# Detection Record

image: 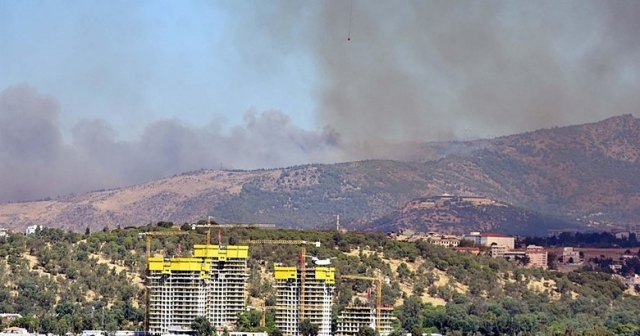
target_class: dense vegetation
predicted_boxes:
[523,232,640,249]
[1,224,640,335]
[370,196,582,236]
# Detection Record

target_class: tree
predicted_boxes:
[191,316,213,336]
[357,326,378,336]
[270,329,283,336]
[397,263,412,280]
[410,325,422,336]
[236,310,261,331]
[157,221,174,228]
[400,296,424,331]
[299,319,319,336]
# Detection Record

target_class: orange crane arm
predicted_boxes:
[239,239,321,322]
[140,231,189,258]
[341,275,383,332]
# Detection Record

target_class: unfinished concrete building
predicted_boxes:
[274,266,335,336]
[147,244,249,335]
[335,306,395,336]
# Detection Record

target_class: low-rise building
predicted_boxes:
[463,232,515,250]
[562,247,582,264]
[525,245,548,269]
[491,245,509,258]
[0,229,7,238]
[335,306,395,336]
[612,229,630,239]
[25,225,42,236]
[427,235,460,248]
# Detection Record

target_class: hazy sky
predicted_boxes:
[1,1,639,202]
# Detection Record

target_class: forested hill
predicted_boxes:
[1,225,640,335]
[0,115,639,234]
[363,196,582,236]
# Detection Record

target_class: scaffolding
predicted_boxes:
[335,306,395,336]
[147,245,249,335]
[274,266,335,336]
[336,275,395,336]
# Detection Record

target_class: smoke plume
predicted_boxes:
[2,1,640,202]
[0,85,342,203]
[232,1,640,151]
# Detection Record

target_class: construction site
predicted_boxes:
[145,235,395,336]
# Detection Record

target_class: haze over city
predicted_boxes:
[1,0,639,202]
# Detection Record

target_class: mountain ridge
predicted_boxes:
[0,115,638,235]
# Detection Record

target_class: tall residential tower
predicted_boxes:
[147,245,249,335]
[273,266,335,336]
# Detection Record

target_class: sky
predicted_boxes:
[1,0,639,202]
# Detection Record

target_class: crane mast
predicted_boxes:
[341,275,383,332]
[239,240,320,322]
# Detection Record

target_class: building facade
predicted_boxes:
[25,225,42,235]
[273,266,335,336]
[147,245,249,335]
[562,247,582,264]
[463,232,515,250]
[525,245,548,269]
[335,306,395,336]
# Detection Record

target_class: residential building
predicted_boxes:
[273,265,335,336]
[147,244,249,335]
[562,247,581,264]
[335,306,395,336]
[426,235,460,248]
[491,245,508,258]
[228,332,268,336]
[0,229,7,238]
[525,245,548,269]
[502,250,526,261]
[612,229,630,240]
[25,225,42,235]
[463,232,515,250]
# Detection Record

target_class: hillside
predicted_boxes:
[1,226,639,335]
[0,115,639,234]
[364,196,582,236]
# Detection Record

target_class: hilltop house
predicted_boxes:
[463,232,515,249]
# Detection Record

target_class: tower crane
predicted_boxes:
[138,230,190,332]
[138,230,190,259]
[239,240,321,321]
[341,275,383,332]
[191,216,219,245]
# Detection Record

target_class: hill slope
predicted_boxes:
[0,115,638,234]
[364,196,582,236]
[1,227,639,335]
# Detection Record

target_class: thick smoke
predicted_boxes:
[2,1,640,202]
[232,1,640,151]
[0,85,343,203]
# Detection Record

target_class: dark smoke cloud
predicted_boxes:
[0,85,343,203]
[3,1,640,202]
[231,1,640,153]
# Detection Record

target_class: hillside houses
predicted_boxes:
[391,230,548,269]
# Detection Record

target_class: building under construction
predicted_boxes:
[273,266,335,336]
[147,244,249,335]
[335,306,395,336]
